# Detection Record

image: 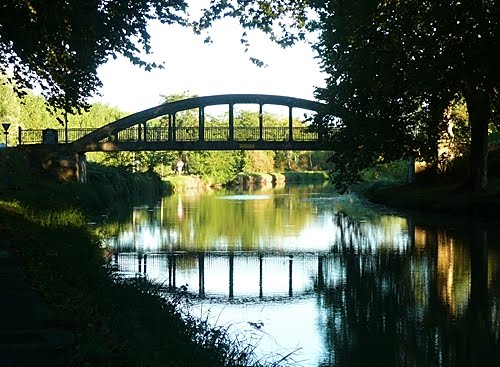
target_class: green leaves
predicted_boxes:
[0,0,188,114]
[309,0,500,190]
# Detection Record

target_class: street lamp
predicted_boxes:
[2,123,11,147]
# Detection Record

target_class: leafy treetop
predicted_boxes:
[0,0,187,116]
[197,0,500,191]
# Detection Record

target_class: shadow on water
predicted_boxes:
[96,184,500,367]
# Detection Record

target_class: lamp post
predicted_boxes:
[2,123,11,147]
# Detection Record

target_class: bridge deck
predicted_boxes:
[18,94,331,152]
[20,126,330,151]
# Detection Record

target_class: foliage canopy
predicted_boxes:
[199,0,500,191]
[5,0,498,191]
[0,0,187,114]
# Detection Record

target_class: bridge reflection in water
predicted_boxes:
[112,251,340,300]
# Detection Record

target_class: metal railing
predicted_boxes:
[204,127,229,141]
[175,127,199,141]
[18,128,95,144]
[116,127,140,142]
[18,126,321,145]
[146,126,170,142]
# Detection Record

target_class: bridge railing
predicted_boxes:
[18,126,321,145]
[116,127,140,142]
[176,127,199,141]
[293,127,318,141]
[146,126,170,142]
[18,128,95,144]
[262,126,288,141]
[204,127,229,141]
[234,127,261,141]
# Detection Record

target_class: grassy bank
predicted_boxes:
[0,201,275,366]
[162,175,208,192]
[0,160,168,214]
[354,178,500,220]
[162,171,329,191]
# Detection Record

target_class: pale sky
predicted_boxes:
[93,13,326,114]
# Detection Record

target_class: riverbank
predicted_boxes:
[0,161,168,214]
[0,201,269,367]
[164,171,329,192]
[354,178,500,220]
[0,162,283,366]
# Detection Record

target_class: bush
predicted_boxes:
[0,148,33,190]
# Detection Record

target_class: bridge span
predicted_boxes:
[16,94,331,182]
[20,94,330,152]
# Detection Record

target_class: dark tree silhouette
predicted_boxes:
[0,0,187,113]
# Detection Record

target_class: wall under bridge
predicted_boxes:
[9,145,87,183]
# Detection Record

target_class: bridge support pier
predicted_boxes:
[47,151,87,183]
[17,145,87,183]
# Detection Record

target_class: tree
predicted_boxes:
[197,1,500,192]
[0,76,20,124]
[0,0,187,114]
[242,150,275,173]
[313,0,500,191]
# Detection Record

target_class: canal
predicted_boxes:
[98,183,500,366]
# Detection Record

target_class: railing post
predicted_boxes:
[288,106,293,142]
[259,254,263,299]
[168,114,173,141]
[172,114,177,141]
[317,255,324,290]
[138,123,142,141]
[64,112,68,144]
[199,107,205,142]
[18,126,22,145]
[229,104,234,141]
[198,253,205,297]
[259,104,263,141]
[143,122,147,142]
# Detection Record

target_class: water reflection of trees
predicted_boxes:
[99,189,500,366]
[318,215,500,367]
[103,186,335,252]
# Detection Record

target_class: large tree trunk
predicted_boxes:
[463,85,490,192]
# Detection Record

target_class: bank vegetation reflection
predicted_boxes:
[103,188,500,366]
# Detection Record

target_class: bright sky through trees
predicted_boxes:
[92,15,325,114]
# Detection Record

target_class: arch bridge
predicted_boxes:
[71,94,328,152]
[17,94,330,182]
[20,94,329,152]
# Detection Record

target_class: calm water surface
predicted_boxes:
[98,184,500,366]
